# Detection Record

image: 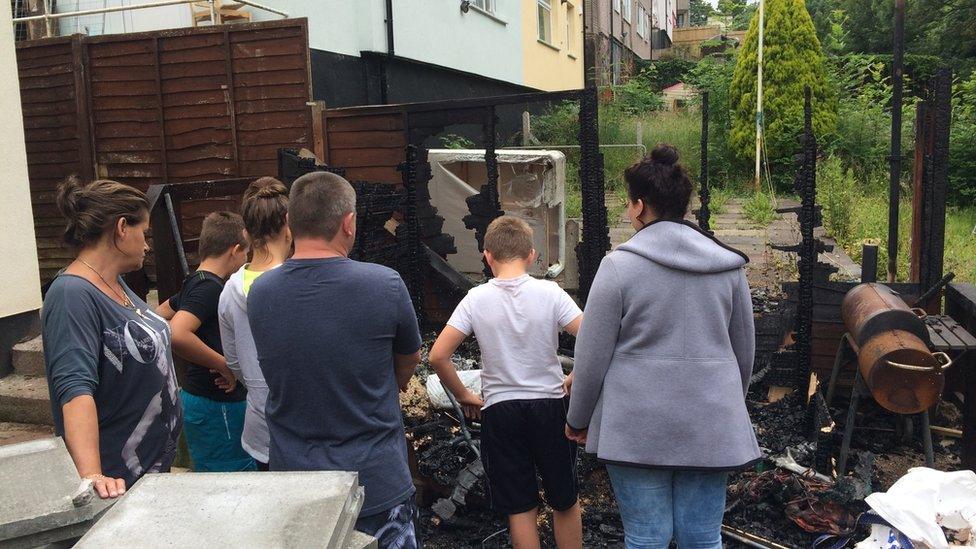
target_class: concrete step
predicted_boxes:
[0,421,54,447]
[0,374,53,426]
[12,335,44,377]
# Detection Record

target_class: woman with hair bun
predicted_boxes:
[217,176,291,471]
[565,145,760,548]
[42,176,182,498]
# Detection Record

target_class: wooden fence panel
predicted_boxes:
[16,19,312,284]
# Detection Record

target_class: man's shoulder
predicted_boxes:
[347,259,401,280]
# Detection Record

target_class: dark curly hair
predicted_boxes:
[623,144,693,220]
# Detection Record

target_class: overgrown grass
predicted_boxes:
[536,104,704,219]
[818,156,976,283]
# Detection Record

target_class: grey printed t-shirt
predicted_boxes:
[42,274,183,488]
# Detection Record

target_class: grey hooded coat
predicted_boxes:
[566,220,761,470]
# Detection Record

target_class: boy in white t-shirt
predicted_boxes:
[429,215,584,549]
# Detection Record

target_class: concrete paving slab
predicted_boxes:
[344,530,378,549]
[0,375,53,425]
[11,336,44,377]
[77,472,364,549]
[0,437,114,545]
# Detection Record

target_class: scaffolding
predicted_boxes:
[11,0,287,39]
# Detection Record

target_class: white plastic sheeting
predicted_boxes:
[427,149,566,278]
[857,468,976,548]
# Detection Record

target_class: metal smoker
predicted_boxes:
[827,282,953,474]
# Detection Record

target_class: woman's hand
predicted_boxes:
[563,372,574,396]
[84,473,126,499]
[565,424,588,444]
[457,391,484,421]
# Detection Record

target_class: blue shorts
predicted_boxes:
[180,390,256,472]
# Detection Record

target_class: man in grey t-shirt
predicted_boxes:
[248,172,422,549]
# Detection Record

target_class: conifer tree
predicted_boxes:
[729,0,836,164]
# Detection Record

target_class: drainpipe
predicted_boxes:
[609,0,615,84]
[385,0,395,57]
[382,0,394,104]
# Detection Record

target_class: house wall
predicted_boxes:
[1,5,42,319]
[2,3,42,375]
[522,0,584,91]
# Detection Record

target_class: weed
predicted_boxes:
[743,191,777,225]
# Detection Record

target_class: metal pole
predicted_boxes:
[43,0,53,37]
[208,0,216,25]
[753,0,764,192]
[888,0,905,282]
[13,0,287,23]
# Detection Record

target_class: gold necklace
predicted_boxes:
[78,258,143,317]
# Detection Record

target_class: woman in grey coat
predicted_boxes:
[565,145,760,548]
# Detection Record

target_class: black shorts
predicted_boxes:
[481,397,579,515]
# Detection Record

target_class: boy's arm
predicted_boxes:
[563,314,584,336]
[428,326,484,418]
[170,311,230,374]
[155,298,176,321]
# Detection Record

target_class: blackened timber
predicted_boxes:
[919,68,951,299]
[577,86,610,304]
[697,91,710,233]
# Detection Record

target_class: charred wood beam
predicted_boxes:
[577,86,610,303]
[398,144,427,325]
[696,91,711,233]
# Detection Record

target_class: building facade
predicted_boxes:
[523,0,584,91]
[41,0,583,105]
[589,0,677,85]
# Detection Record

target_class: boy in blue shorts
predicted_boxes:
[157,211,252,472]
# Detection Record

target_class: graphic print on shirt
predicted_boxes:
[101,309,181,479]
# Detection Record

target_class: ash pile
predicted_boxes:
[402,337,628,549]
[402,285,968,549]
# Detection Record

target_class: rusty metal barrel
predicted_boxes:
[842,283,929,345]
[841,283,951,414]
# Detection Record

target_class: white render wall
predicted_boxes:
[61,0,528,86]
[1,4,42,317]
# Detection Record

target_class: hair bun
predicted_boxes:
[55,174,85,219]
[248,176,287,199]
[650,144,679,167]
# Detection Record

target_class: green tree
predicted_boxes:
[689,0,714,25]
[718,0,748,17]
[729,0,837,166]
[731,3,758,30]
[718,0,747,27]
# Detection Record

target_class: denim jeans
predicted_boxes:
[606,464,728,549]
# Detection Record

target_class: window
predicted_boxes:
[637,5,647,37]
[537,0,552,43]
[471,0,495,14]
[621,0,632,22]
[613,0,621,13]
[677,13,685,27]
